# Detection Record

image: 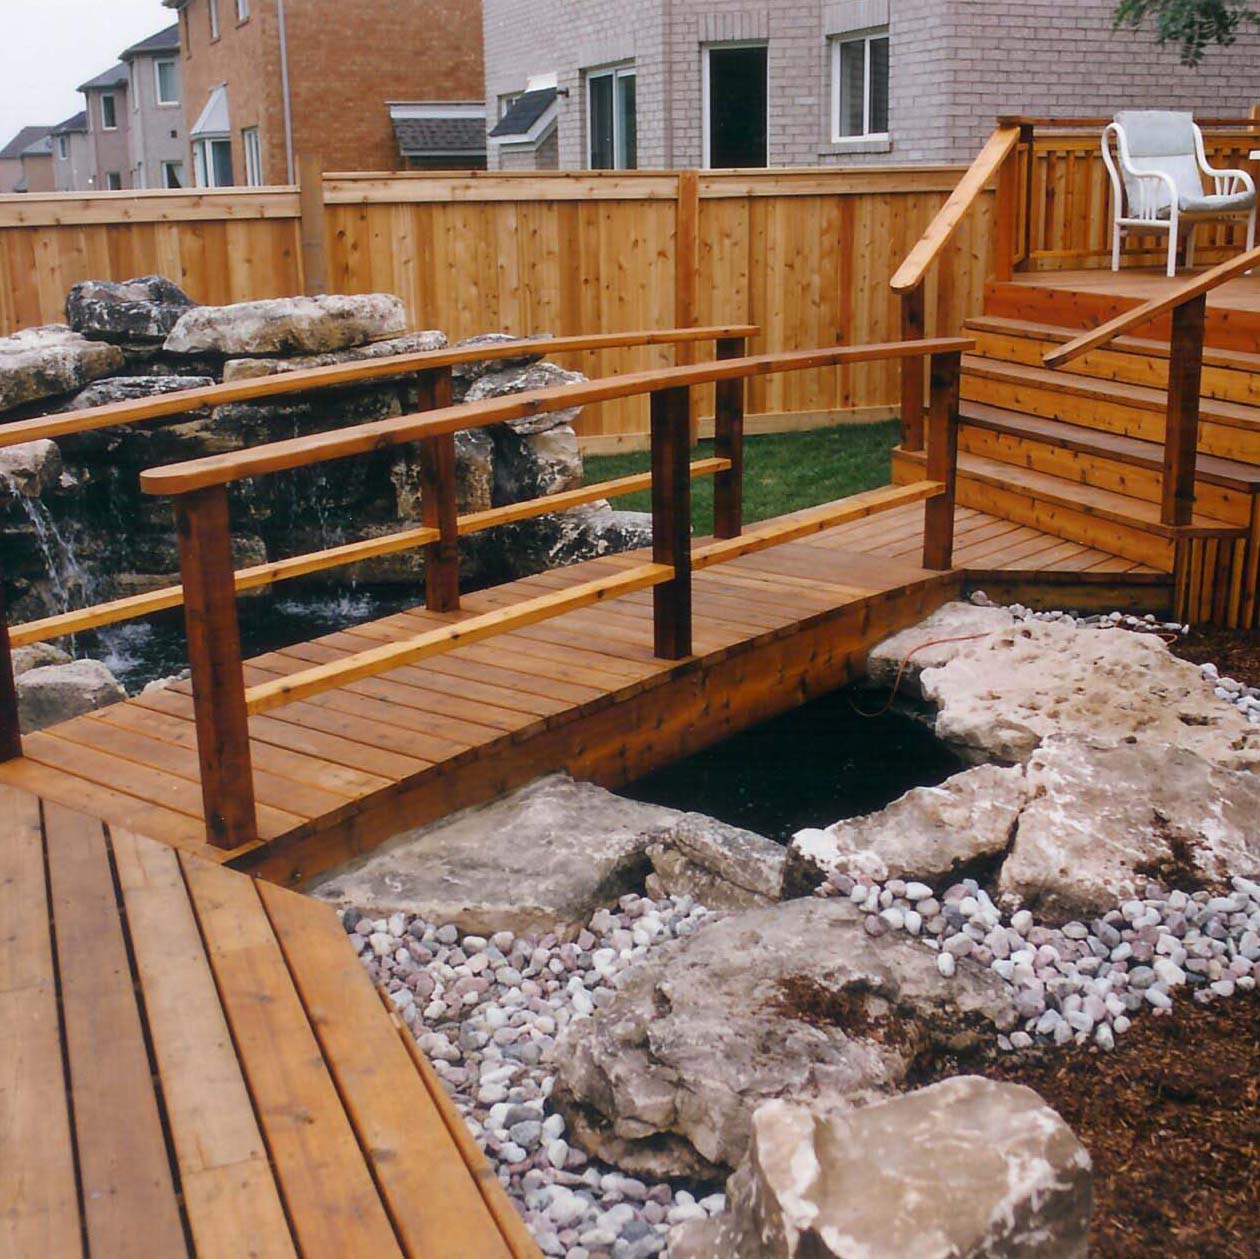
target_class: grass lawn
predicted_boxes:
[582,420,900,528]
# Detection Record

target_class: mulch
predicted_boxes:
[922,995,1260,1258]
[1170,626,1260,692]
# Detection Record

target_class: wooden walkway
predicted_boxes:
[0,783,538,1258]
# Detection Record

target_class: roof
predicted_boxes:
[121,23,181,59]
[0,125,53,160]
[78,61,129,92]
[489,87,558,140]
[53,111,89,135]
[389,103,487,157]
[191,84,230,138]
[22,134,53,157]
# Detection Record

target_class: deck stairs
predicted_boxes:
[892,285,1260,625]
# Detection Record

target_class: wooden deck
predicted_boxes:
[0,783,539,1258]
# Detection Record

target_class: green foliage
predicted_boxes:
[1114,0,1260,65]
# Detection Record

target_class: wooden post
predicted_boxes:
[650,385,692,659]
[993,143,1020,282]
[298,152,328,297]
[899,286,926,451]
[1162,294,1207,528]
[1020,123,1036,267]
[922,350,961,571]
[0,569,21,763]
[175,486,258,850]
[713,335,745,539]
[674,170,701,442]
[416,366,460,612]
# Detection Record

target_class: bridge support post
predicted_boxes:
[923,350,961,571]
[1163,294,1206,529]
[175,485,259,850]
[416,365,461,613]
[0,568,21,762]
[899,286,926,451]
[713,336,745,539]
[651,385,692,658]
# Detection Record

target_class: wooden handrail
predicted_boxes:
[1045,243,1260,368]
[140,339,973,496]
[890,124,1022,295]
[997,114,1260,130]
[0,323,758,451]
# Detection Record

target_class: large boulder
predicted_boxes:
[552,898,1017,1179]
[51,377,216,462]
[0,439,62,497]
[671,1078,1091,1259]
[65,275,196,343]
[220,329,448,381]
[163,293,407,356]
[464,360,585,434]
[391,427,495,519]
[12,642,72,675]
[306,773,681,935]
[999,738,1260,919]
[474,503,652,585]
[785,764,1027,896]
[492,423,583,501]
[17,659,126,732]
[645,813,786,909]
[449,331,549,393]
[0,324,124,414]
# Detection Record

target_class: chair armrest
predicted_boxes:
[1122,168,1179,220]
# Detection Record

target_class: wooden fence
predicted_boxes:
[0,167,992,447]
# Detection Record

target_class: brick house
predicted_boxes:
[0,127,54,194]
[161,0,485,186]
[78,63,131,190]
[121,25,189,189]
[482,0,1260,170]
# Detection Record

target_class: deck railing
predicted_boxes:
[34,335,966,851]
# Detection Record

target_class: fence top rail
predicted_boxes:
[998,114,1260,131]
[890,124,1022,295]
[0,324,757,452]
[141,337,973,497]
[1044,245,1260,368]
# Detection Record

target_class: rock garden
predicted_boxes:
[306,598,1260,1258]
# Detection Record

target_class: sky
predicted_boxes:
[0,0,173,146]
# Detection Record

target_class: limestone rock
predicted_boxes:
[221,329,448,381]
[464,360,585,434]
[785,764,1027,896]
[65,275,195,343]
[391,427,495,519]
[54,374,215,414]
[306,774,681,935]
[999,738,1260,919]
[866,601,1016,698]
[164,293,407,356]
[671,1077,1091,1259]
[552,898,1017,1178]
[921,619,1260,770]
[51,377,216,462]
[0,439,62,497]
[492,422,583,501]
[0,324,124,413]
[449,331,549,391]
[17,659,126,732]
[12,642,72,676]
[645,813,785,909]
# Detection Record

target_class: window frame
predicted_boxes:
[209,0,220,41]
[155,58,180,107]
[105,171,122,191]
[585,63,637,170]
[830,28,890,143]
[101,93,118,131]
[236,0,250,20]
[57,134,69,161]
[242,126,262,186]
[193,136,233,187]
[161,159,185,189]
[701,41,769,170]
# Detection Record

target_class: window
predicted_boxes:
[236,0,250,20]
[587,65,636,169]
[156,58,180,106]
[57,135,69,160]
[161,160,185,189]
[101,94,117,130]
[243,127,262,185]
[193,137,233,187]
[498,92,521,120]
[106,172,122,191]
[704,44,767,168]
[831,29,889,140]
[209,0,220,40]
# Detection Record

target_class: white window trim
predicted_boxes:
[236,0,250,20]
[830,28,889,144]
[701,41,769,170]
[160,159,184,189]
[243,126,262,186]
[155,58,180,107]
[105,171,123,191]
[193,135,232,187]
[57,135,69,160]
[209,0,220,40]
[101,93,118,131]
[586,63,636,170]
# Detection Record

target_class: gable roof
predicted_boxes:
[0,125,53,161]
[489,88,558,141]
[78,61,129,92]
[122,24,181,59]
[53,111,89,135]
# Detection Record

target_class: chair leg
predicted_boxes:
[1185,222,1196,269]
[1112,221,1122,271]
[1167,223,1178,278]
[1248,207,1257,252]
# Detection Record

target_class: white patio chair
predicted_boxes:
[1102,110,1257,277]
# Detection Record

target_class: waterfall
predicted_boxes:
[0,471,94,614]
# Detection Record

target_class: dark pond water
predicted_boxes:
[620,688,965,842]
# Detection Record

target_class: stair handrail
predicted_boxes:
[1044,243,1260,368]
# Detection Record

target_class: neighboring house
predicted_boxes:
[0,126,54,193]
[79,62,131,190]
[121,24,189,188]
[389,102,487,170]
[19,133,55,193]
[482,0,1260,170]
[161,0,484,187]
[52,112,96,192]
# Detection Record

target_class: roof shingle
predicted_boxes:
[393,115,486,156]
[489,88,558,139]
[0,125,54,161]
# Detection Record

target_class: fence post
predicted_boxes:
[175,485,258,850]
[713,335,745,539]
[993,142,1021,282]
[0,569,20,762]
[922,350,961,571]
[899,286,926,451]
[1163,294,1206,528]
[674,170,701,442]
[298,152,328,297]
[651,385,692,659]
[416,365,460,612]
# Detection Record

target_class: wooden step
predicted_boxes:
[961,356,1260,465]
[893,447,1246,569]
[965,315,1260,408]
